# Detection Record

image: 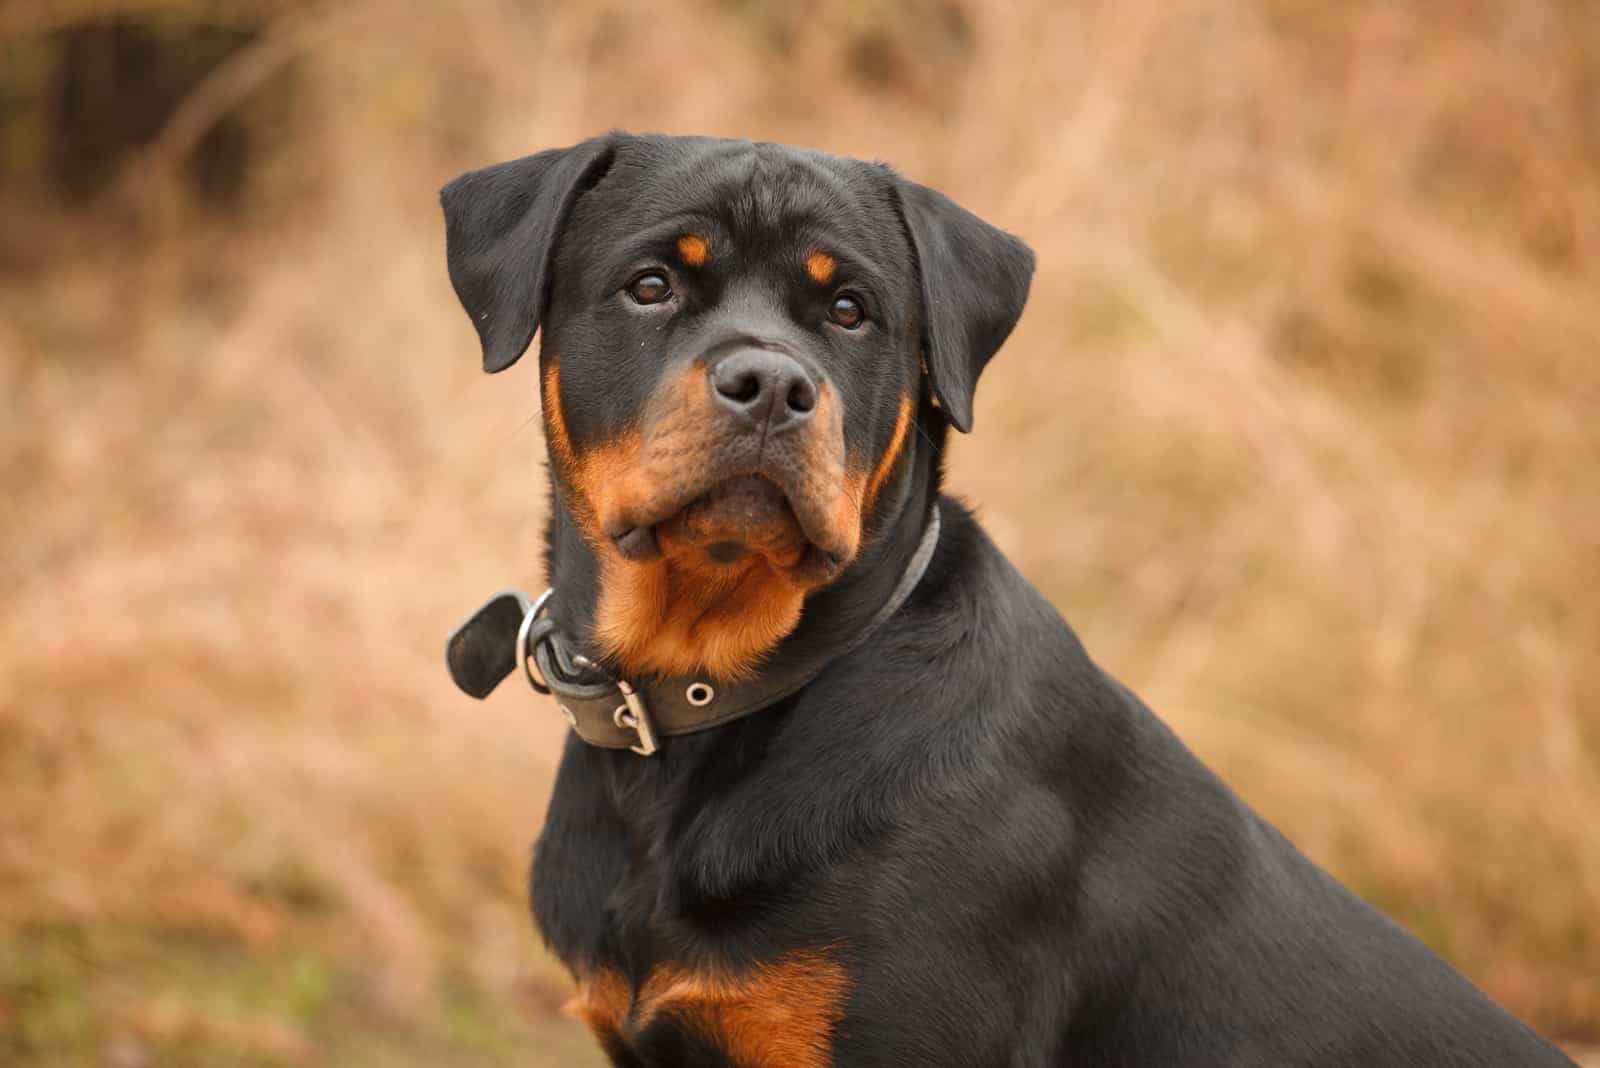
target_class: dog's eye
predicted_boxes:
[628,272,673,305]
[828,293,865,329]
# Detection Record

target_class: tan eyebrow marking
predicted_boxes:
[678,234,709,267]
[805,250,836,286]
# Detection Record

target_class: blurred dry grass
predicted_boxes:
[2,0,1598,1063]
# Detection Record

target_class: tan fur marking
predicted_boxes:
[678,234,709,267]
[788,380,862,560]
[863,393,913,510]
[545,358,864,680]
[569,952,849,1067]
[638,951,849,1068]
[805,250,836,285]
[597,551,805,682]
[599,372,853,680]
[543,361,644,537]
[566,968,632,1042]
[542,362,573,468]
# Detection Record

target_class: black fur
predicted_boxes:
[442,135,615,372]
[442,134,1574,1066]
[891,177,1034,432]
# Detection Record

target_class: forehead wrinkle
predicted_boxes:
[636,141,896,257]
[598,137,896,243]
[698,145,862,232]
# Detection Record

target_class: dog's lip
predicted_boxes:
[607,472,846,570]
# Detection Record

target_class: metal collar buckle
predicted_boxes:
[611,680,659,756]
[515,588,659,757]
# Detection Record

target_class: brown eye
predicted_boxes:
[628,272,672,305]
[829,292,865,329]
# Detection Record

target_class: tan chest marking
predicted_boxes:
[570,950,849,1068]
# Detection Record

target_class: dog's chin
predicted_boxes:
[609,475,847,585]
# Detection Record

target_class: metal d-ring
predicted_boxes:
[515,587,555,695]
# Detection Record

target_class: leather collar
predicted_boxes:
[446,507,941,755]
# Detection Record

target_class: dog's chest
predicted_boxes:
[567,950,848,1068]
[533,752,855,1066]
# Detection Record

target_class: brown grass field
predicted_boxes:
[2,1,1598,1063]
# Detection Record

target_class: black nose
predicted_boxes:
[708,349,818,433]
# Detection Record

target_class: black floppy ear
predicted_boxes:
[892,176,1035,432]
[440,135,616,373]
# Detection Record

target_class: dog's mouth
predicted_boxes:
[607,474,847,583]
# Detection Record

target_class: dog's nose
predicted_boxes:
[708,349,817,433]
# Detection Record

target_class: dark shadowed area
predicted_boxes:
[1,1,1597,1064]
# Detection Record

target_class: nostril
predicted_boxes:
[716,369,762,405]
[785,376,817,414]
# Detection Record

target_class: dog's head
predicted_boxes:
[442,134,1032,680]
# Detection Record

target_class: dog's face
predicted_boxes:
[443,134,1032,680]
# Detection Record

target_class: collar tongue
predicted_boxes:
[445,506,942,755]
[445,589,534,699]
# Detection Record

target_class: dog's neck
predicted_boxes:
[539,409,946,687]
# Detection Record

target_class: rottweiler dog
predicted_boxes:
[440,134,1574,1067]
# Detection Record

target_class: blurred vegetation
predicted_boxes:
[2,16,265,203]
[1,0,1597,1064]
